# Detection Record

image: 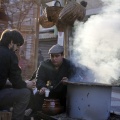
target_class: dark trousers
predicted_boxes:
[0,88,31,120]
[26,90,34,109]
[34,92,45,112]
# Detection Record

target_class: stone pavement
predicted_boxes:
[111,87,120,115]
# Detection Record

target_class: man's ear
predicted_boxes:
[11,40,13,44]
[9,40,13,44]
[8,41,13,49]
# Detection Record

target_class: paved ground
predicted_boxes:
[111,87,120,115]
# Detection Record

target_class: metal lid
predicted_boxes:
[63,81,113,87]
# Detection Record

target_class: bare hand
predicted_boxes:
[61,77,68,84]
[39,87,47,95]
[61,77,68,81]
[31,79,37,89]
[25,80,36,89]
[6,79,12,86]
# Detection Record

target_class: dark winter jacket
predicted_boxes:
[0,46,26,89]
[36,58,75,89]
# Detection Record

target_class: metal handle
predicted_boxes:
[54,1,62,7]
[54,81,61,89]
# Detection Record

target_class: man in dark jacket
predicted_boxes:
[0,29,36,120]
[34,44,76,112]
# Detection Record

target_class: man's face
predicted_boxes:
[50,53,63,67]
[9,41,20,52]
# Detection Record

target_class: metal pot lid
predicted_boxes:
[63,81,118,87]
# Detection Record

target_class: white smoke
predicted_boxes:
[72,0,120,84]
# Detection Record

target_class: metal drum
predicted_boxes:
[64,81,112,120]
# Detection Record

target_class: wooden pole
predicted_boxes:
[35,4,40,70]
[64,25,69,58]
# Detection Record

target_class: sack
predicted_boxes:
[58,1,86,26]
[39,15,55,28]
[46,1,63,23]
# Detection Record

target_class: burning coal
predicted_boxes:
[72,0,120,84]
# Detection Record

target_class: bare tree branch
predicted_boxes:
[41,0,55,3]
[2,0,34,30]
[34,0,55,5]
